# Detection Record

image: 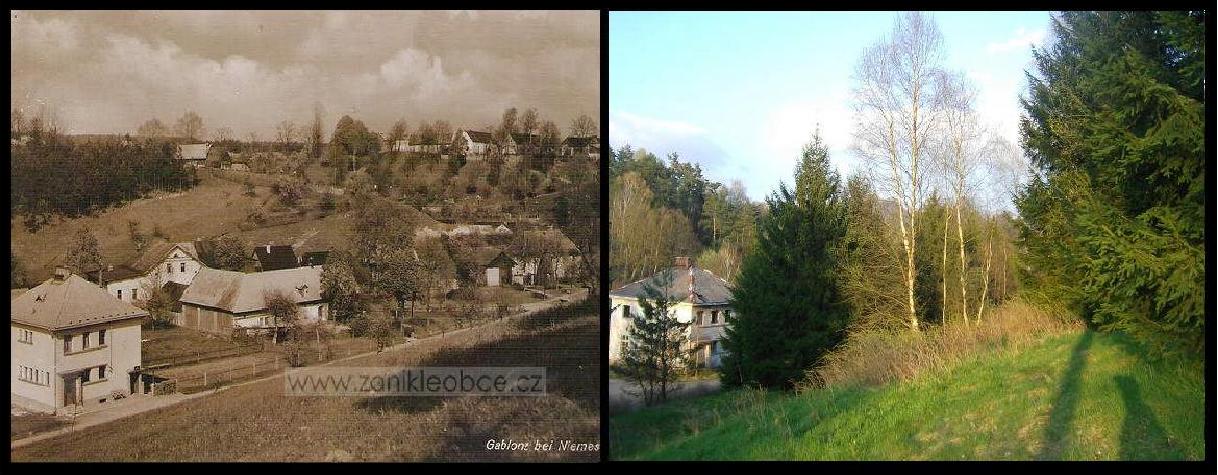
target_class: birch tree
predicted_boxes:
[936,69,985,326]
[850,11,946,331]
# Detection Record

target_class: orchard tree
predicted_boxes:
[175,111,205,141]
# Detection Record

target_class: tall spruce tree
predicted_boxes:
[614,270,691,406]
[720,132,850,389]
[1017,11,1205,356]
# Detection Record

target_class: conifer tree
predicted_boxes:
[614,270,691,406]
[720,131,850,389]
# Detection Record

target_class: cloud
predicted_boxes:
[10,10,598,137]
[609,110,734,179]
[986,26,1045,54]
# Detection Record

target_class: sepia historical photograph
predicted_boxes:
[607,11,1204,461]
[10,10,601,462]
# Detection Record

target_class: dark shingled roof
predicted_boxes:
[609,266,732,305]
[300,251,329,267]
[562,136,597,148]
[253,245,298,271]
[464,130,493,144]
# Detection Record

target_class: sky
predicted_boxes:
[11,10,600,139]
[609,11,1054,203]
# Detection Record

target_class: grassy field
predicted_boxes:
[10,176,271,280]
[609,329,1203,461]
[11,305,599,462]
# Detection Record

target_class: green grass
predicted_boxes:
[610,330,1203,461]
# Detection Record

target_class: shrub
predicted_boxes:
[804,299,1079,391]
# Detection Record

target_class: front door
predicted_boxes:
[62,374,80,407]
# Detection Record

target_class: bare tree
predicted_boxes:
[501,107,519,135]
[175,111,205,141]
[276,120,298,146]
[213,127,234,142]
[137,118,170,139]
[520,108,539,138]
[935,69,985,326]
[850,11,946,332]
[569,114,597,138]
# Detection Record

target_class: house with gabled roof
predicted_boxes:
[609,257,733,368]
[11,268,147,413]
[87,240,204,304]
[177,266,328,335]
[176,143,212,167]
[453,129,494,159]
[560,135,599,159]
[252,244,298,271]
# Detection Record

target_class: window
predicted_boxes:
[117,289,123,300]
[724,310,732,321]
[167,263,173,273]
[17,329,33,344]
[83,332,91,349]
[181,262,186,273]
[81,368,91,383]
[711,310,719,325]
[98,364,107,380]
[697,310,704,324]
[622,305,631,319]
[99,329,106,345]
[64,335,72,353]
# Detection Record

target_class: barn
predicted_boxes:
[177,266,328,336]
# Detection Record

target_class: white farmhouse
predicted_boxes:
[87,241,205,304]
[452,129,494,159]
[609,257,733,368]
[176,143,212,167]
[11,268,146,413]
[177,266,328,335]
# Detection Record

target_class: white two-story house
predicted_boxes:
[88,241,205,304]
[11,268,146,413]
[609,257,733,368]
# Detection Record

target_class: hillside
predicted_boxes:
[610,330,1203,461]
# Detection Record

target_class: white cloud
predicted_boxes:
[759,98,856,181]
[986,27,1045,54]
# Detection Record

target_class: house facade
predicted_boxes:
[560,136,600,159]
[177,266,328,335]
[608,257,732,368]
[453,129,494,159]
[89,241,205,304]
[11,269,146,413]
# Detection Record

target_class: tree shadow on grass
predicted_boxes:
[1035,330,1094,460]
[1115,375,1183,460]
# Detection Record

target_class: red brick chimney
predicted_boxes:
[673,257,696,303]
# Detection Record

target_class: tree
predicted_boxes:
[540,121,561,155]
[415,238,455,310]
[137,118,170,139]
[1017,11,1205,356]
[128,220,149,252]
[850,11,946,331]
[64,228,102,276]
[569,114,597,138]
[175,111,205,141]
[264,291,300,348]
[720,131,850,389]
[520,108,539,139]
[500,107,519,135]
[213,127,234,142]
[935,69,986,326]
[372,248,421,311]
[10,254,31,289]
[310,102,325,159]
[140,270,175,328]
[207,234,250,271]
[389,119,409,146]
[612,270,691,406]
[275,120,298,147]
[321,252,360,322]
[272,176,306,207]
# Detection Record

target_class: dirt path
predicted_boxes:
[10,291,587,450]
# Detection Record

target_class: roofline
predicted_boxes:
[11,311,148,332]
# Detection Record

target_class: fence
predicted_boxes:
[153,337,389,394]
[144,341,265,369]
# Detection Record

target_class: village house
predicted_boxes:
[87,241,205,304]
[252,244,299,271]
[510,228,582,287]
[453,129,494,159]
[176,143,212,167]
[11,268,147,413]
[177,266,328,335]
[560,135,599,159]
[609,257,733,368]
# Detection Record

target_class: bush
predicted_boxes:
[805,299,1079,390]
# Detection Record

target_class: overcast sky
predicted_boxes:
[611,11,1052,206]
[11,10,599,139]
